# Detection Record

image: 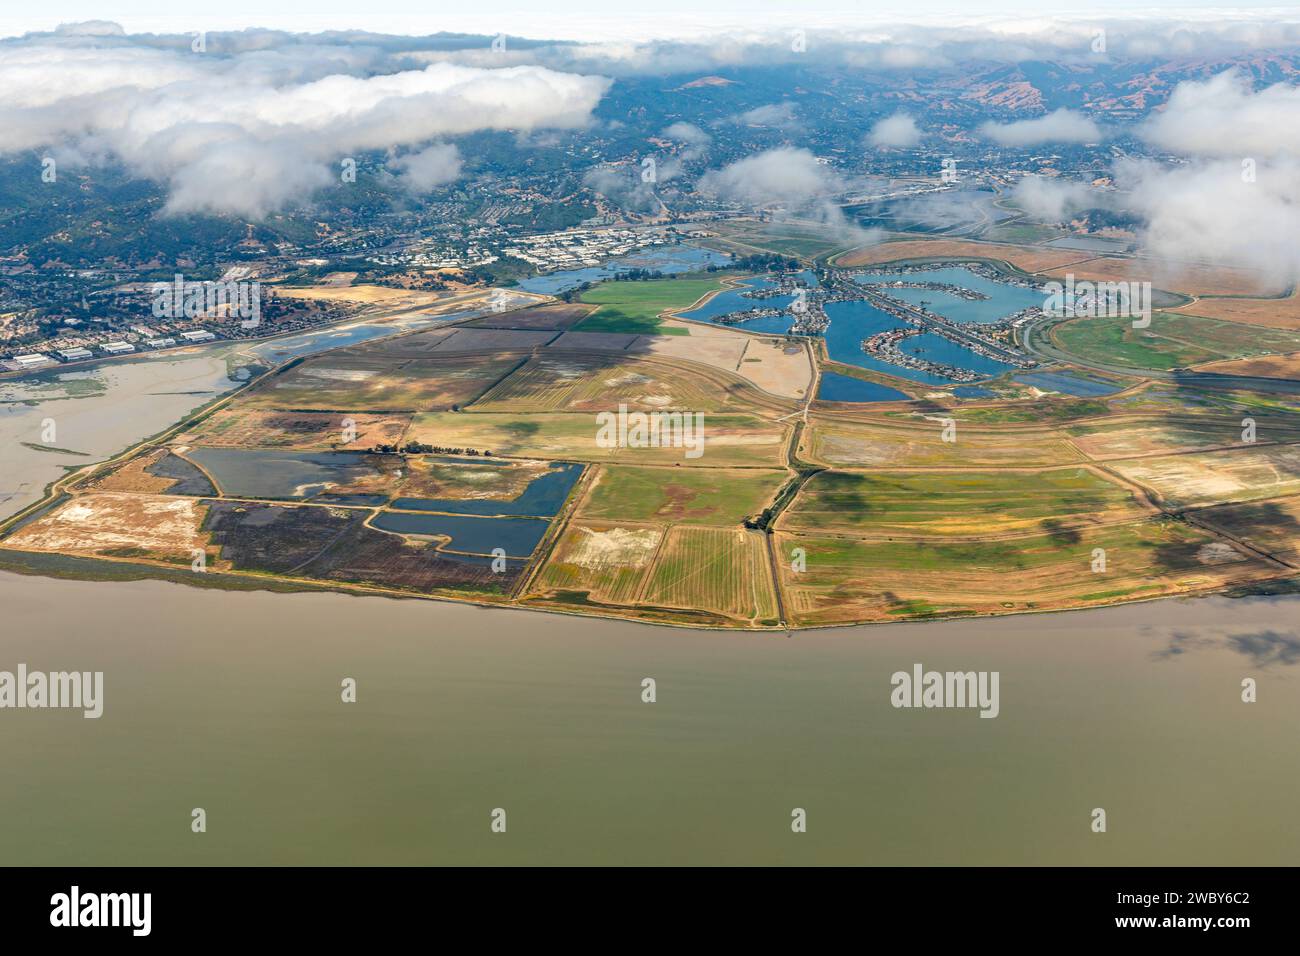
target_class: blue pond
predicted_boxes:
[516,245,731,295]
[855,268,1042,325]
[393,460,584,517]
[371,512,549,558]
[951,385,996,399]
[677,270,820,334]
[822,299,1016,385]
[817,372,909,403]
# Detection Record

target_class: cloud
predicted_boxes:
[388,143,463,194]
[662,122,710,147]
[0,29,611,218]
[1115,156,1300,289]
[697,147,839,206]
[1011,175,1099,220]
[730,102,801,130]
[1142,69,1300,159]
[583,165,661,214]
[866,113,921,148]
[979,108,1101,147]
[696,147,874,241]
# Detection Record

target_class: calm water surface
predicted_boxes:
[0,573,1295,866]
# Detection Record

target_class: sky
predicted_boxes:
[2,2,1293,42]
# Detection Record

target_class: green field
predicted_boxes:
[1054,312,1300,370]
[580,465,787,525]
[781,468,1145,537]
[574,278,725,334]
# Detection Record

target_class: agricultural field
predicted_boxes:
[471,352,776,415]
[529,521,664,607]
[180,408,412,450]
[779,468,1149,537]
[1053,313,1300,370]
[1106,444,1300,509]
[578,465,787,525]
[463,303,595,330]
[801,415,1085,468]
[639,527,779,625]
[409,411,788,466]
[242,354,519,411]
[775,518,1278,627]
[573,278,727,335]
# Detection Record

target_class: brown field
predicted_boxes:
[1065,416,1264,460]
[775,519,1277,627]
[273,284,449,307]
[428,328,557,353]
[833,238,1098,273]
[82,448,184,494]
[529,521,664,606]
[802,415,1084,468]
[180,408,412,449]
[409,411,788,467]
[1195,351,1300,377]
[639,526,778,624]
[464,303,596,330]
[634,324,813,400]
[472,352,786,416]
[1176,292,1300,330]
[3,493,206,562]
[242,354,517,412]
[1107,444,1300,509]
[396,456,553,500]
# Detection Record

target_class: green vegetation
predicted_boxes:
[782,468,1143,536]
[1054,312,1300,370]
[581,465,787,525]
[574,277,726,335]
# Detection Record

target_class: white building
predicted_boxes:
[101,341,135,354]
[57,347,93,361]
[13,353,53,367]
[179,329,216,343]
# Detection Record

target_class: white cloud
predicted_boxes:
[866,113,921,148]
[388,143,463,194]
[1011,175,1097,220]
[0,31,611,218]
[1117,157,1300,289]
[1142,69,1300,159]
[979,108,1101,147]
[697,147,839,206]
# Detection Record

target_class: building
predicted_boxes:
[12,353,53,368]
[57,347,93,361]
[145,338,177,349]
[100,341,135,355]
[179,329,216,343]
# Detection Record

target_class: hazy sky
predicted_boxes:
[2,2,1292,41]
